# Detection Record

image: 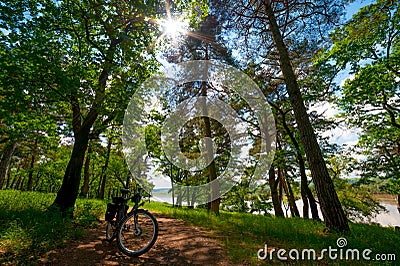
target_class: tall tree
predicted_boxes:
[264,0,348,232]
[318,0,400,210]
[0,0,160,214]
[155,8,233,214]
[218,0,350,231]
[269,99,320,220]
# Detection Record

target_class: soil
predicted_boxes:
[38,213,232,266]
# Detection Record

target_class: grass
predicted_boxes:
[145,201,400,265]
[0,190,105,264]
[1,190,399,265]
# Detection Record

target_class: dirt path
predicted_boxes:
[39,213,231,265]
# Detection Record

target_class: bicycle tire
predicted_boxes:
[117,209,158,257]
[105,221,116,242]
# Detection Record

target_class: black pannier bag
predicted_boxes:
[105,202,117,222]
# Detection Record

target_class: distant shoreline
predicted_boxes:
[373,193,398,205]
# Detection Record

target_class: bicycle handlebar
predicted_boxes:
[117,187,146,207]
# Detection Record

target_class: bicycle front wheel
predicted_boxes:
[105,221,116,242]
[117,209,158,257]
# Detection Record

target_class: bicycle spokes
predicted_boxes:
[117,210,158,257]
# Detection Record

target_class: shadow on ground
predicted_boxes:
[39,213,230,265]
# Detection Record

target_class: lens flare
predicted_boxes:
[159,18,188,38]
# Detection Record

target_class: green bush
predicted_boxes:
[0,190,105,264]
[74,198,105,227]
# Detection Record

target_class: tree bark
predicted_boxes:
[0,141,17,190]
[269,167,285,217]
[176,185,183,207]
[52,128,92,215]
[33,173,42,191]
[276,103,320,220]
[278,167,299,217]
[170,164,175,207]
[19,175,26,190]
[264,2,349,231]
[185,172,191,206]
[26,138,38,191]
[282,172,300,217]
[5,164,12,189]
[306,185,320,221]
[15,175,22,190]
[201,45,220,215]
[80,145,92,197]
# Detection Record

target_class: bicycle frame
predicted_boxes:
[105,188,158,257]
[107,188,144,226]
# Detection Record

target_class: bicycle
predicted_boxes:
[105,188,158,257]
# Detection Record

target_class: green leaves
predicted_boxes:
[319,0,400,192]
[327,0,399,71]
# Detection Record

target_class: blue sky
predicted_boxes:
[151,0,379,193]
[318,0,376,148]
[345,0,376,20]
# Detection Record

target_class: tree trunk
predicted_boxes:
[51,35,118,215]
[34,174,42,191]
[276,104,320,220]
[0,141,17,190]
[185,172,191,206]
[9,168,18,189]
[98,137,112,199]
[15,175,22,190]
[19,175,26,190]
[279,168,300,217]
[171,164,175,207]
[201,46,220,215]
[10,176,17,189]
[80,145,92,196]
[176,186,182,207]
[306,185,320,221]
[52,128,92,215]
[26,138,38,191]
[264,2,349,231]
[5,160,13,189]
[125,172,131,189]
[301,184,309,218]
[284,173,300,217]
[190,186,198,208]
[269,167,285,217]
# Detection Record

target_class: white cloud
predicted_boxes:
[309,101,361,147]
[324,126,360,147]
[309,101,338,119]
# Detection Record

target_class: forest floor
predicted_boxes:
[38,213,232,266]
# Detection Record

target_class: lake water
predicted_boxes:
[372,203,400,226]
[292,200,400,227]
[151,192,400,227]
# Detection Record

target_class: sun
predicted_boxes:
[159,18,188,38]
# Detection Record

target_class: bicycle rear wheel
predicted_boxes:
[117,209,158,257]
